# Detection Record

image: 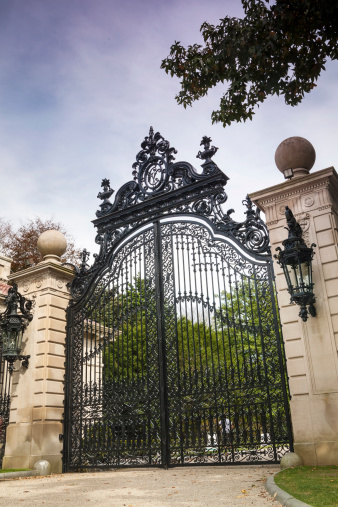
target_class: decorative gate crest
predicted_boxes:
[68,128,269,301]
[64,128,292,471]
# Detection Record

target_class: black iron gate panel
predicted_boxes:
[66,226,165,467]
[159,220,291,465]
[63,128,293,471]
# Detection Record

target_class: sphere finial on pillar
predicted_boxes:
[37,230,67,263]
[275,136,316,179]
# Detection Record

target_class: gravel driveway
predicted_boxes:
[0,465,282,506]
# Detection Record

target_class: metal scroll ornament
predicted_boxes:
[68,128,270,301]
[0,283,33,373]
[132,126,177,194]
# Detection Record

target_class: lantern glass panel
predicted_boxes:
[283,263,292,292]
[288,261,311,291]
[301,260,312,288]
[3,328,19,356]
[2,320,24,357]
[17,326,24,352]
[288,264,300,291]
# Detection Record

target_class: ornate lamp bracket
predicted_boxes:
[0,282,33,374]
[274,206,316,322]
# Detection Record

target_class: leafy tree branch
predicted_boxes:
[161,0,338,126]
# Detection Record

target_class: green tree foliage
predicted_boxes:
[103,275,275,392]
[101,275,287,443]
[103,277,150,380]
[177,277,269,390]
[161,0,338,126]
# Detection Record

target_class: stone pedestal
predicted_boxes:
[250,166,338,465]
[2,260,74,473]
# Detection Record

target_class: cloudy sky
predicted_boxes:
[1,0,337,255]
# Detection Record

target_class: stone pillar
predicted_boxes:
[2,231,74,473]
[250,137,338,465]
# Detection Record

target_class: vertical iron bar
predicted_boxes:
[210,252,221,379]
[203,245,216,385]
[247,278,261,383]
[240,275,254,382]
[171,227,184,465]
[154,221,170,468]
[183,235,192,392]
[227,266,241,386]
[176,234,186,387]
[139,250,144,379]
[253,267,276,460]
[197,240,209,388]
[191,237,203,389]
[134,249,139,382]
[181,231,192,387]
[143,234,152,465]
[234,271,247,384]
[186,235,198,379]
[216,257,227,381]
[221,259,234,382]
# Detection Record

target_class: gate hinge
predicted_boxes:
[59,433,64,441]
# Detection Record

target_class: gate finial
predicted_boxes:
[132,127,177,181]
[97,178,115,215]
[196,136,218,162]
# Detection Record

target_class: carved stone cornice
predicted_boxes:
[8,261,74,296]
[250,167,338,211]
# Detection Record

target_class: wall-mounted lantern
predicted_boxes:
[274,206,316,322]
[0,282,33,373]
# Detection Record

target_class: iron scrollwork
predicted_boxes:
[68,128,270,301]
[63,249,92,300]
[132,126,177,194]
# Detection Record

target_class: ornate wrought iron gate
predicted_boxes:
[63,129,293,471]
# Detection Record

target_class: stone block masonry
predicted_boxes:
[251,161,338,466]
[2,232,74,473]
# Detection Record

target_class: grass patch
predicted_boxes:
[275,466,338,507]
[0,468,30,473]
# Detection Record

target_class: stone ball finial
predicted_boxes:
[37,230,67,262]
[275,136,316,179]
[33,459,51,476]
[280,452,303,470]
